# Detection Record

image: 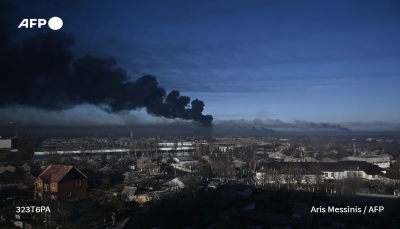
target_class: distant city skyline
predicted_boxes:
[1,0,400,135]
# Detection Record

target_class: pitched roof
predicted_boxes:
[140,162,157,169]
[137,157,150,163]
[178,176,200,186]
[121,186,137,202]
[38,164,86,183]
[321,157,336,162]
[304,157,319,162]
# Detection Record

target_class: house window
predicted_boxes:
[76,180,82,186]
[67,191,72,197]
[324,173,328,177]
[38,182,42,187]
[347,172,351,177]
[331,173,334,178]
[372,175,375,178]
[51,183,55,189]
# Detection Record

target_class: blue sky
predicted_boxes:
[1,0,400,134]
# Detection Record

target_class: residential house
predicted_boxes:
[139,162,159,174]
[0,165,16,173]
[24,170,39,183]
[0,164,20,184]
[121,186,137,202]
[278,145,287,150]
[123,171,141,184]
[171,158,202,174]
[268,152,286,160]
[136,158,153,168]
[132,192,160,204]
[233,159,247,168]
[164,176,200,190]
[298,146,308,151]
[34,164,87,201]
[20,163,31,172]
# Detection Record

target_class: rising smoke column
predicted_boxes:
[0,14,213,127]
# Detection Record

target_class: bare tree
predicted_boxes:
[310,164,323,185]
[269,168,282,188]
[371,178,391,194]
[180,139,184,156]
[304,174,312,186]
[44,201,74,228]
[291,164,304,187]
[131,140,141,160]
[210,157,225,178]
[154,136,159,160]
[225,163,237,179]
[257,168,268,186]
[143,141,150,158]
[200,163,212,179]
[100,177,112,190]
[281,164,294,189]
[138,140,147,158]
[210,157,236,179]
[344,177,363,194]
[173,137,179,157]
[147,141,155,159]
[192,136,199,157]
[384,163,400,194]
[197,145,208,157]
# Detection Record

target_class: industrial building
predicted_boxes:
[33,138,199,161]
[0,137,18,150]
[341,154,392,168]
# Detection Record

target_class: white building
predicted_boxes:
[256,161,385,185]
[341,154,392,168]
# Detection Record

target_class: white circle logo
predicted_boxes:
[48,17,63,30]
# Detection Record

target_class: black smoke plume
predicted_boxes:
[293,120,351,132]
[0,14,213,127]
[214,119,351,135]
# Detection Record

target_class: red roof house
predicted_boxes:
[34,164,87,201]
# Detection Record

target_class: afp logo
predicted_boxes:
[18,17,63,30]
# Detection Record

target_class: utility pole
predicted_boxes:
[155,136,160,173]
[155,136,159,159]
[342,174,344,195]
